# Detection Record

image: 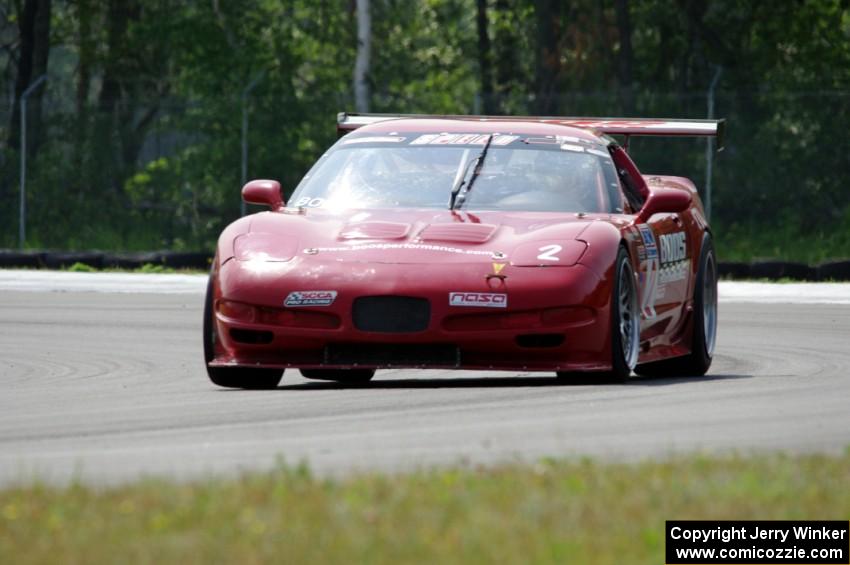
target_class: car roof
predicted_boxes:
[355,118,605,143]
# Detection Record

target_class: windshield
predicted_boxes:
[290,132,623,213]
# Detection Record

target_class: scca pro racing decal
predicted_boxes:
[449,292,507,308]
[636,224,659,319]
[284,290,337,307]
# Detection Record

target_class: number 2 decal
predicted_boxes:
[537,244,562,262]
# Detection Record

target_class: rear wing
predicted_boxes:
[337,112,725,151]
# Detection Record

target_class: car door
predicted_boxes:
[643,209,690,316]
[609,146,690,339]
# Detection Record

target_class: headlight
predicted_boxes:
[510,240,588,267]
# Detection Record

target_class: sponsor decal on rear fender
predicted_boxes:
[284,290,337,307]
[659,231,687,264]
[449,292,508,308]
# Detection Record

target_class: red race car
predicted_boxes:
[204,113,723,388]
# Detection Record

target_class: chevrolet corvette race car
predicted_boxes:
[203,113,723,388]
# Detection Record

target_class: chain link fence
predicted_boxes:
[1,89,848,261]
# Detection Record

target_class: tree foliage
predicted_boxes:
[0,0,848,256]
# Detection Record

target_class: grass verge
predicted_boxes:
[64,262,205,274]
[1,452,848,564]
[715,222,850,264]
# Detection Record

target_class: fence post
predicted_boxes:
[19,74,48,249]
[704,66,722,222]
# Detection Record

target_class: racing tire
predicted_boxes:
[634,232,717,377]
[300,369,376,384]
[557,245,638,384]
[203,273,284,389]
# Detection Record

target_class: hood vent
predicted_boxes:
[339,221,410,240]
[417,223,498,244]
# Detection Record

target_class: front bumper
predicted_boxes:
[209,258,614,372]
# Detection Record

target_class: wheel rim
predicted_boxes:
[618,258,640,369]
[702,251,718,356]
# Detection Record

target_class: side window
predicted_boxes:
[599,156,625,213]
[608,145,646,213]
[619,167,645,212]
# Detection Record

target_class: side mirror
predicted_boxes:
[636,187,691,222]
[242,179,284,210]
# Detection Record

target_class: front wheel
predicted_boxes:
[300,369,376,384]
[558,245,638,383]
[203,273,284,389]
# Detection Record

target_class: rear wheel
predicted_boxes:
[557,246,638,383]
[300,369,376,384]
[635,232,717,377]
[203,273,284,389]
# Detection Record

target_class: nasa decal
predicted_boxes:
[449,292,507,308]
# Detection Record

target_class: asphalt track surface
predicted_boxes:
[1,275,849,485]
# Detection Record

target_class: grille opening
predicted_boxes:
[352,296,430,333]
[230,328,274,344]
[326,343,458,366]
[515,333,565,348]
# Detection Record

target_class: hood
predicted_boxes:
[237,208,602,265]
